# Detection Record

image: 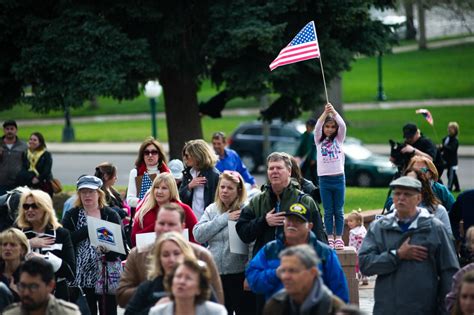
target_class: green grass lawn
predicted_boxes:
[16,105,474,144]
[342,43,474,102]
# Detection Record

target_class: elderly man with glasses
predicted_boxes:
[359,176,459,315]
[263,244,345,315]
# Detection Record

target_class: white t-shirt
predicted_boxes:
[190,168,205,219]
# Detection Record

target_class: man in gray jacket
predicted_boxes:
[359,176,459,315]
[0,120,27,195]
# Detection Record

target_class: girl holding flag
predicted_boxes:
[315,103,347,250]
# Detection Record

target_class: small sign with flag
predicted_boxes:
[269,21,320,71]
[416,109,434,126]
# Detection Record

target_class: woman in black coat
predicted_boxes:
[62,176,126,315]
[16,188,75,301]
[179,139,220,220]
[20,132,54,196]
[441,122,460,192]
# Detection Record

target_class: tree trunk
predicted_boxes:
[403,0,417,40]
[416,0,427,50]
[160,70,203,159]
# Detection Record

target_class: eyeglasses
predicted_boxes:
[17,282,41,292]
[392,191,418,198]
[144,150,159,156]
[23,203,39,210]
[276,266,307,277]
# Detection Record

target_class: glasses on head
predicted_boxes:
[144,150,159,156]
[17,282,40,292]
[420,167,429,174]
[23,203,39,210]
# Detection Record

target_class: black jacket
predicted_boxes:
[19,150,53,195]
[125,277,166,315]
[441,135,459,167]
[22,226,76,281]
[62,206,127,260]
[179,167,220,211]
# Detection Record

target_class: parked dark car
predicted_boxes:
[228,121,397,187]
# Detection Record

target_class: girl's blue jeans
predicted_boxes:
[319,174,345,236]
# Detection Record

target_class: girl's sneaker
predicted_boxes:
[334,239,345,250]
[361,276,369,285]
[328,239,335,249]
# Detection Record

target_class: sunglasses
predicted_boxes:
[23,203,39,210]
[144,150,159,156]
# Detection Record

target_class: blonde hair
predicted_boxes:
[448,122,459,136]
[215,171,247,213]
[406,156,439,181]
[347,209,364,227]
[466,226,474,243]
[147,231,196,279]
[0,228,30,259]
[183,139,218,170]
[73,188,108,209]
[17,188,61,230]
[137,173,180,228]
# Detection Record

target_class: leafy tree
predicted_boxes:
[1,0,395,156]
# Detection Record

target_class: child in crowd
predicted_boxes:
[315,103,347,250]
[347,209,368,285]
[441,121,460,192]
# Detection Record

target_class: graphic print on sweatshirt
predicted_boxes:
[321,137,341,162]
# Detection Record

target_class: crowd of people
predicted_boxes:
[0,103,471,315]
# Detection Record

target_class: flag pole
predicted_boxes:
[311,21,329,104]
[431,125,440,144]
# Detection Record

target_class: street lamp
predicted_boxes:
[62,104,75,142]
[372,13,407,101]
[144,80,162,139]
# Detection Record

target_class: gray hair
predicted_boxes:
[279,244,320,268]
[267,152,292,170]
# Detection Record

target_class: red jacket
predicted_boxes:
[131,200,198,246]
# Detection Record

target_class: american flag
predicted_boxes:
[416,109,434,125]
[269,21,320,71]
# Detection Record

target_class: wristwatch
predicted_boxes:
[390,249,398,257]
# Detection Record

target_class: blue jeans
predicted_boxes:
[319,175,345,236]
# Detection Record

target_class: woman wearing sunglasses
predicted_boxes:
[127,137,169,209]
[16,188,76,301]
[405,156,455,212]
[179,140,220,220]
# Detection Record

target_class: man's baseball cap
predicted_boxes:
[389,176,422,192]
[403,123,417,139]
[285,203,311,222]
[3,120,17,128]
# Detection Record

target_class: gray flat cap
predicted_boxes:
[389,176,422,191]
[77,175,103,190]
